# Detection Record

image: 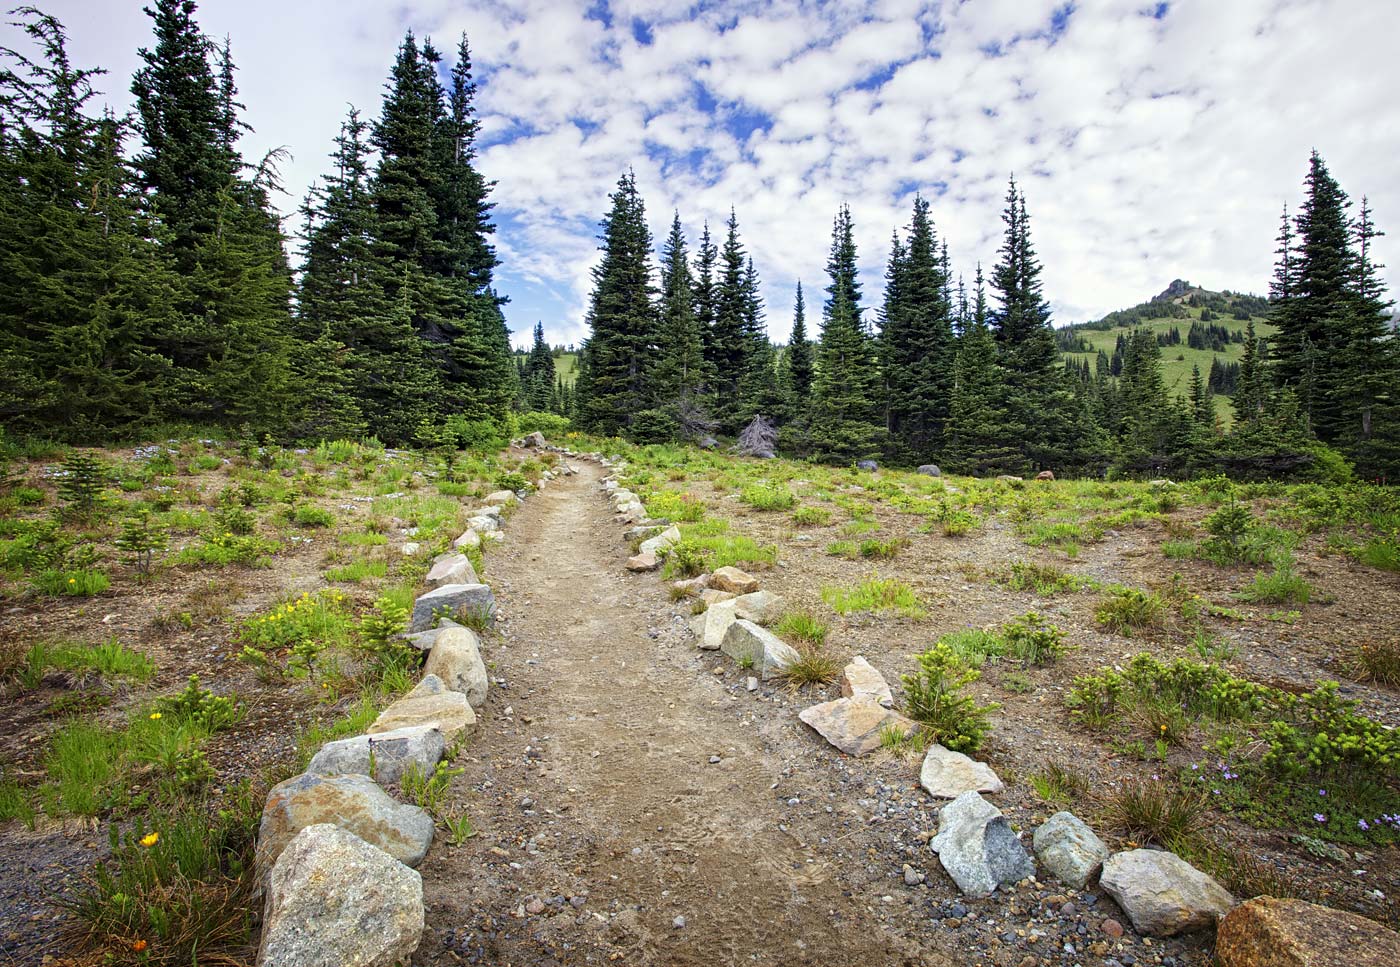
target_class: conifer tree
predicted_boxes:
[783,282,814,409]
[575,170,658,435]
[523,322,555,411]
[708,210,754,429]
[944,311,1017,474]
[810,204,881,461]
[651,212,708,419]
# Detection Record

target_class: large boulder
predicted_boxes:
[639,525,682,556]
[839,656,893,707]
[255,773,435,887]
[410,583,495,632]
[422,627,488,708]
[917,464,942,477]
[919,744,1004,798]
[733,590,785,625]
[928,791,1035,897]
[370,674,476,739]
[689,598,738,650]
[258,824,423,967]
[1099,849,1235,937]
[710,566,760,594]
[522,431,547,448]
[798,697,916,755]
[466,514,498,533]
[720,619,799,679]
[401,617,464,652]
[306,726,445,786]
[425,553,478,588]
[1215,896,1400,967]
[1032,811,1109,890]
[699,588,736,607]
[856,460,879,471]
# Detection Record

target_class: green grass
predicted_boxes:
[823,576,924,618]
[40,719,124,816]
[325,560,388,583]
[773,610,829,646]
[46,638,156,683]
[790,506,831,527]
[1094,586,1169,635]
[1237,562,1312,605]
[32,568,110,596]
[741,484,796,511]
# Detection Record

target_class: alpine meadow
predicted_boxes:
[2,3,1400,967]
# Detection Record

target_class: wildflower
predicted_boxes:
[1359,819,1371,831]
[140,831,159,847]
[1313,813,1327,824]
[1318,789,1327,797]
[68,577,76,584]
[132,939,148,952]
[149,712,162,721]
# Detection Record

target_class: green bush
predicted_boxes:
[1002,612,1066,665]
[292,505,334,528]
[741,484,796,511]
[512,411,571,438]
[1094,586,1168,635]
[901,643,998,754]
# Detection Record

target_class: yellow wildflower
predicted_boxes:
[140,832,159,847]
[149,712,162,721]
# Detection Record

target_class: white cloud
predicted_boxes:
[24,0,1400,349]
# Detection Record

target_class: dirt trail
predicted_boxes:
[416,459,944,966]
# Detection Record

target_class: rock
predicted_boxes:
[996,475,1024,483]
[1036,470,1056,482]
[840,655,894,708]
[698,436,718,450]
[1215,896,1400,967]
[671,575,709,594]
[423,627,489,708]
[733,590,785,625]
[626,551,660,572]
[370,674,476,739]
[1032,812,1109,890]
[401,542,421,556]
[1148,478,1175,487]
[639,525,682,556]
[689,598,738,650]
[1101,918,1124,939]
[452,529,481,551]
[476,505,503,520]
[401,617,464,652]
[903,863,925,886]
[710,566,760,594]
[258,824,423,967]
[857,460,879,471]
[1099,849,1235,937]
[917,464,942,477]
[624,524,663,542]
[425,553,478,587]
[919,744,1005,798]
[410,583,495,632]
[484,490,517,505]
[255,773,435,886]
[699,588,736,606]
[522,431,547,448]
[797,697,916,755]
[929,791,1035,898]
[746,676,759,692]
[467,514,498,533]
[306,726,445,786]
[720,619,800,679]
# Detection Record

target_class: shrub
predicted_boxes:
[1237,562,1312,605]
[1095,587,1168,635]
[1002,612,1066,665]
[115,510,169,576]
[901,643,998,754]
[741,484,796,511]
[790,506,831,527]
[661,538,709,578]
[57,453,107,519]
[292,505,335,528]
[1104,777,1209,848]
[237,590,351,677]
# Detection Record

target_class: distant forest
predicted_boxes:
[1,2,1396,479]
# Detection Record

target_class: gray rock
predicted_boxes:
[475,505,503,520]
[720,619,799,679]
[627,550,660,572]
[410,583,495,632]
[919,744,1005,799]
[929,791,1035,897]
[425,553,478,587]
[466,514,498,533]
[688,598,738,650]
[639,525,682,556]
[306,726,445,786]
[903,863,925,886]
[255,773,435,887]
[624,524,664,542]
[422,627,489,708]
[258,824,423,967]
[856,460,879,471]
[797,697,916,755]
[733,590,785,625]
[452,529,481,551]
[521,431,547,448]
[401,542,421,556]
[1033,811,1110,890]
[1100,849,1236,936]
[839,655,894,707]
[917,464,942,477]
[698,436,718,450]
[484,490,517,505]
[401,617,464,652]
[370,674,476,739]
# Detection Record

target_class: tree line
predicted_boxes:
[0,1,517,446]
[575,156,1398,480]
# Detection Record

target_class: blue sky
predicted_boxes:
[34,0,1400,349]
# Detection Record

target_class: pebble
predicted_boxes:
[709,756,721,764]
[525,898,545,915]
[673,915,686,929]
[902,863,924,886]
[1101,917,1124,939]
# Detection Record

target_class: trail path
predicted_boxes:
[416,459,945,966]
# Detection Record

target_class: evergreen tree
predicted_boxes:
[881,194,954,461]
[810,204,881,461]
[522,322,555,411]
[708,210,753,429]
[736,256,782,423]
[944,312,1018,474]
[575,170,658,435]
[650,212,708,419]
[783,282,814,409]
[1233,319,1267,424]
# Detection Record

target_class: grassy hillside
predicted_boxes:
[1059,283,1274,424]
[553,351,578,386]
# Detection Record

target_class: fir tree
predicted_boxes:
[708,210,753,429]
[651,212,707,417]
[522,322,555,411]
[783,282,814,409]
[575,170,658,435]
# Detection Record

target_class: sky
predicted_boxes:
[30,0,1400,350]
